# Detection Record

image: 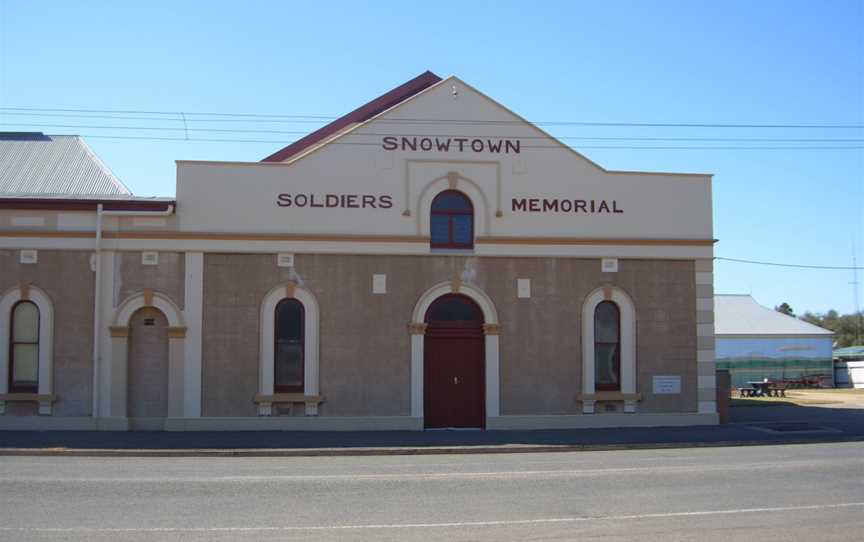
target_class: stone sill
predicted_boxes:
[576,392,641,402]
[0,393,56,403]
[0,393,55,415]
[254,394,325,405]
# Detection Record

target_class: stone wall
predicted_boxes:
[201,254,697,417]
[0,249,94,416]
[118,251,185,310]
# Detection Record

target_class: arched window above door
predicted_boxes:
[430,190,474,249]
[424,294,483,324]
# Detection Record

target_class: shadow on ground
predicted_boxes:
[0,403,863,451]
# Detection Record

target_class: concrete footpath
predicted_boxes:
[1,405,863,456]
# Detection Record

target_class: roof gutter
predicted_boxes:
[0,198,176,212]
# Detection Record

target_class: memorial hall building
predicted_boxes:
[0,72,718,431]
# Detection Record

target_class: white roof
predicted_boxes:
[0,133,132,198]
[714,295,833,336]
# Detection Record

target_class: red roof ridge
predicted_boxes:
[261,70,442,162]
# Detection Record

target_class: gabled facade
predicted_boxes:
[0,73,717,430]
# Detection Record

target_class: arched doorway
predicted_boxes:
[424,294,485,428]
[127,307,169,428]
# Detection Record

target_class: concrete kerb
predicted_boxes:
[2,437,863,457]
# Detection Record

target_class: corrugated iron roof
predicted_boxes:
[834,345,864,359]
[714,294,834,336]
[0,133,132,198]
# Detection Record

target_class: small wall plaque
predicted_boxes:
[517,278,531,298]
[277,253,294,267]
[372,274,387,294]
[601,258,618,273]
[653,375,681,394]
[141,251,159,266]
[19,249,38,264]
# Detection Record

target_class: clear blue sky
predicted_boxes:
[1,0,862,315]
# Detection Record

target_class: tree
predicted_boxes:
[775,302,795,317]
[799,310,864,348]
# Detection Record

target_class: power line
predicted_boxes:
[10,120,864,143]
[0,111,328,124]
[4,125,864,150]
[2,106,863,129]
[0,106,332,120]
[716,256,864,270]
[5,121,864,143]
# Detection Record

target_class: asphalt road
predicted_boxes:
[1,442,863,541]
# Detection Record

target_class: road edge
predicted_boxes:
[1,437,862,458]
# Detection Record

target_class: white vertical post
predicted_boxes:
[183,252,203,418]
[485,335,500,418]
[582,310,596,414]
[98,250,116,418]
[410,333,424,418]
[168,337,185,418]
[109,334,127,418]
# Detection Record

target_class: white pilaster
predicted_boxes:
[485,334,500,417]
[410,334,424,418]
[168,337,185,418]
[183,252,203,417]
[97,251,116,418]
[109,335,127,418]
[695,258,716,415]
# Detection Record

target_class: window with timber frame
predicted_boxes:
[274,298,305,393]
[9,301,39,393]
[430,190,474,249]
[593,301,621,392]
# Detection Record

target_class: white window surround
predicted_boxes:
[581,287,637,414]
[258,283,320,416]
[416,173,490,238]
[114,292,185,329]
[409,281,500,421]
[0,284,55,415]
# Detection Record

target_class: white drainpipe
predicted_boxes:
[91,203,175,419]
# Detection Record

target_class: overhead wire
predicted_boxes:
[2,106,864,129]
[716,257,864,271]
[3,108,863,271]
[3,125,864,150]
[4,120,864,143]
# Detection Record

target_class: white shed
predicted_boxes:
[714,295,834,388]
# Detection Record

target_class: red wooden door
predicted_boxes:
[424,295,485,429]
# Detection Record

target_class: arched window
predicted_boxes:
[594,301,620,391]
[9,301,39,393]
[274,298,304,393]
[430,190,474,249]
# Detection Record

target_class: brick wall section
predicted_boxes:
[201,254,697,417]
[0,249,93,416]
